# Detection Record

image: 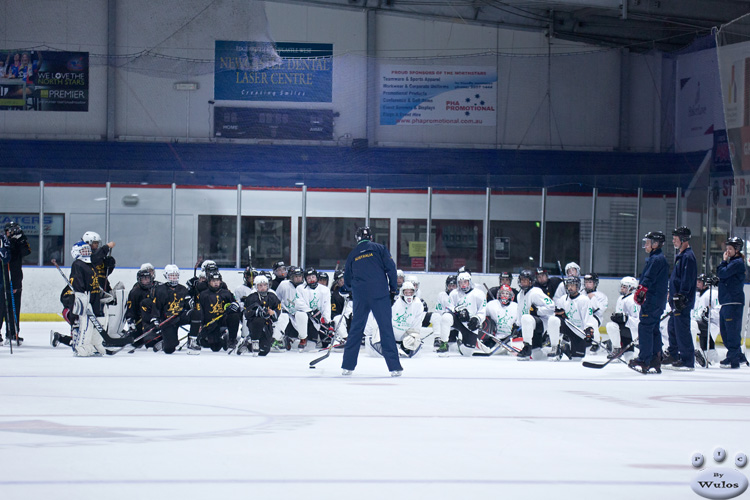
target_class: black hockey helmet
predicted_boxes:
[564,276,581,296]
[499,271,513,284]
[672,226,691,242]
[289,266,304,284]
[137,269,153,290]
[518,269,534,291]
[243,266,257,287]
[272,261,287,277]
[207,269,223,291]
[317,271,329,285]
[535,267,548,277]
[445,274,457,293]
[643,231,666,248]
[333,270,345,283]
[4,221,20,234]
[726,236,744,252]
[355,226,372,242]
[304,267,318,288]
[583,272,599,291]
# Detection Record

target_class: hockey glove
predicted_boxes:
[150,317,160,329]
[467,317,480,331]
[700,308,710,323]
[584,327,594,344]
[309,309,322,322]
[390,290,398,304]
[188,297,195,309]
[225,302,241,314]
[338,285,350,298]
[610,312,626,325]
[458,309,470,322]
[510,324,521,338]
[554,307,566,317]
[634,285,647,305]
[672,293,686,312]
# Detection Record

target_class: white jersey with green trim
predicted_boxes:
[447,287,487,323]
[485,299,518,337]
[294,283,331,322]
[561,293,597,331]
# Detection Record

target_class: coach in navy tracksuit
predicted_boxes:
[665,226,697,370]
[341,227,403,376]
[631,231,669,374]
[717,236,747,369]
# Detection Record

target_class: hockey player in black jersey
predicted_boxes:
[151,265,196,354]
[270,261,287,290]
[194,269,241,353]
[124,269,157,346]
[487,271,519,303]
[533,268,561,300]
[239,275,281,356]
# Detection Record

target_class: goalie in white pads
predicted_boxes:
[515,269,556,361]
[548,276,597,361]
[437,272,487,356]
[68,241,107,357]
[605,277,640,361]
[366,281,425,358]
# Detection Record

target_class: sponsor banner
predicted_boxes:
[214,41,333,102]
[718,40,750,174]
[214,107,333,140]
[0,214,64,236]
[0,50,88,111]
[379,65,497,126]
[675,49,719,152]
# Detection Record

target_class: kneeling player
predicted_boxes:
[366,281,425,358]
[150,265,197,354]
[547,277,597,361]
[480,285,518,354]
[193,269,241,353]
[293,268,332,351]
[239,275,281,356]
[438,272,487,356]
[691,274,720,366]
[515,269,555,361]
[605,276,639,361]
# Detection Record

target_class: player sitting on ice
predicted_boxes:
[691,274,721,367]
[583,272,609,352]
[547,276,597,361]
[292,267,332,351]
[479,284,519,355]
[605,276,640,362]
[437,272,487,356]
[122,268,157,346]
[238,275,281,356]
[514,269,556,361]
[365,281,425,358]
[276,266,303,349]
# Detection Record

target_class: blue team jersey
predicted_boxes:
[344,240,398,299]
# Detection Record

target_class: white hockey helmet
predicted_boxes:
[396,269,405,284]
[565,262,580,277]
[457,272,472,293]
[254,274,269,292]
[620,276,638,295]
[199,259,217,279]
[164,264,180,286]
[82,231,102,246]
[71,240,91,263]
[405,274,420,290]
[400,281,416,304]
[140,262,155,277]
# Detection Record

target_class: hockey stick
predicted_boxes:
[51,259,107,336]
[309,298,349,368]
[108,314,179,355]
[0,262,13,354]
[6,263,19,348]
[582,341,637,369]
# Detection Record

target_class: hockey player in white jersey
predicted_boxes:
[365,281,426,358]
[294,267,332,351]
[515,269,556,361]
[275,266,303,347]
[481,285,519,354]
[437,272,487,356]
[233,267,256,339]
[691,274,721,366]
[548,276,597,361]
[432,275,457,351]
[605,276,640,361]
[583,272,609,351]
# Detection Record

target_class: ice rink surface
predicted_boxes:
[1,322,749,500]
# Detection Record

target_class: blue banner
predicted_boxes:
[214,41,332,102]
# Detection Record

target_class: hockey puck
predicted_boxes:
[309,366,316,369]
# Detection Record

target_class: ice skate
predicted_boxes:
[516,343,532,361]
[186,336,201,355]
[50,330,61,348]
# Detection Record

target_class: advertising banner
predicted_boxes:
[214,41,332,102]
[0,50,88,111]
[379,65,497,126]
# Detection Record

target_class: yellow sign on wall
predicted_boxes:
[409,241,426,257]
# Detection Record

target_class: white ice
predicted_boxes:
[1,322,749,500]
